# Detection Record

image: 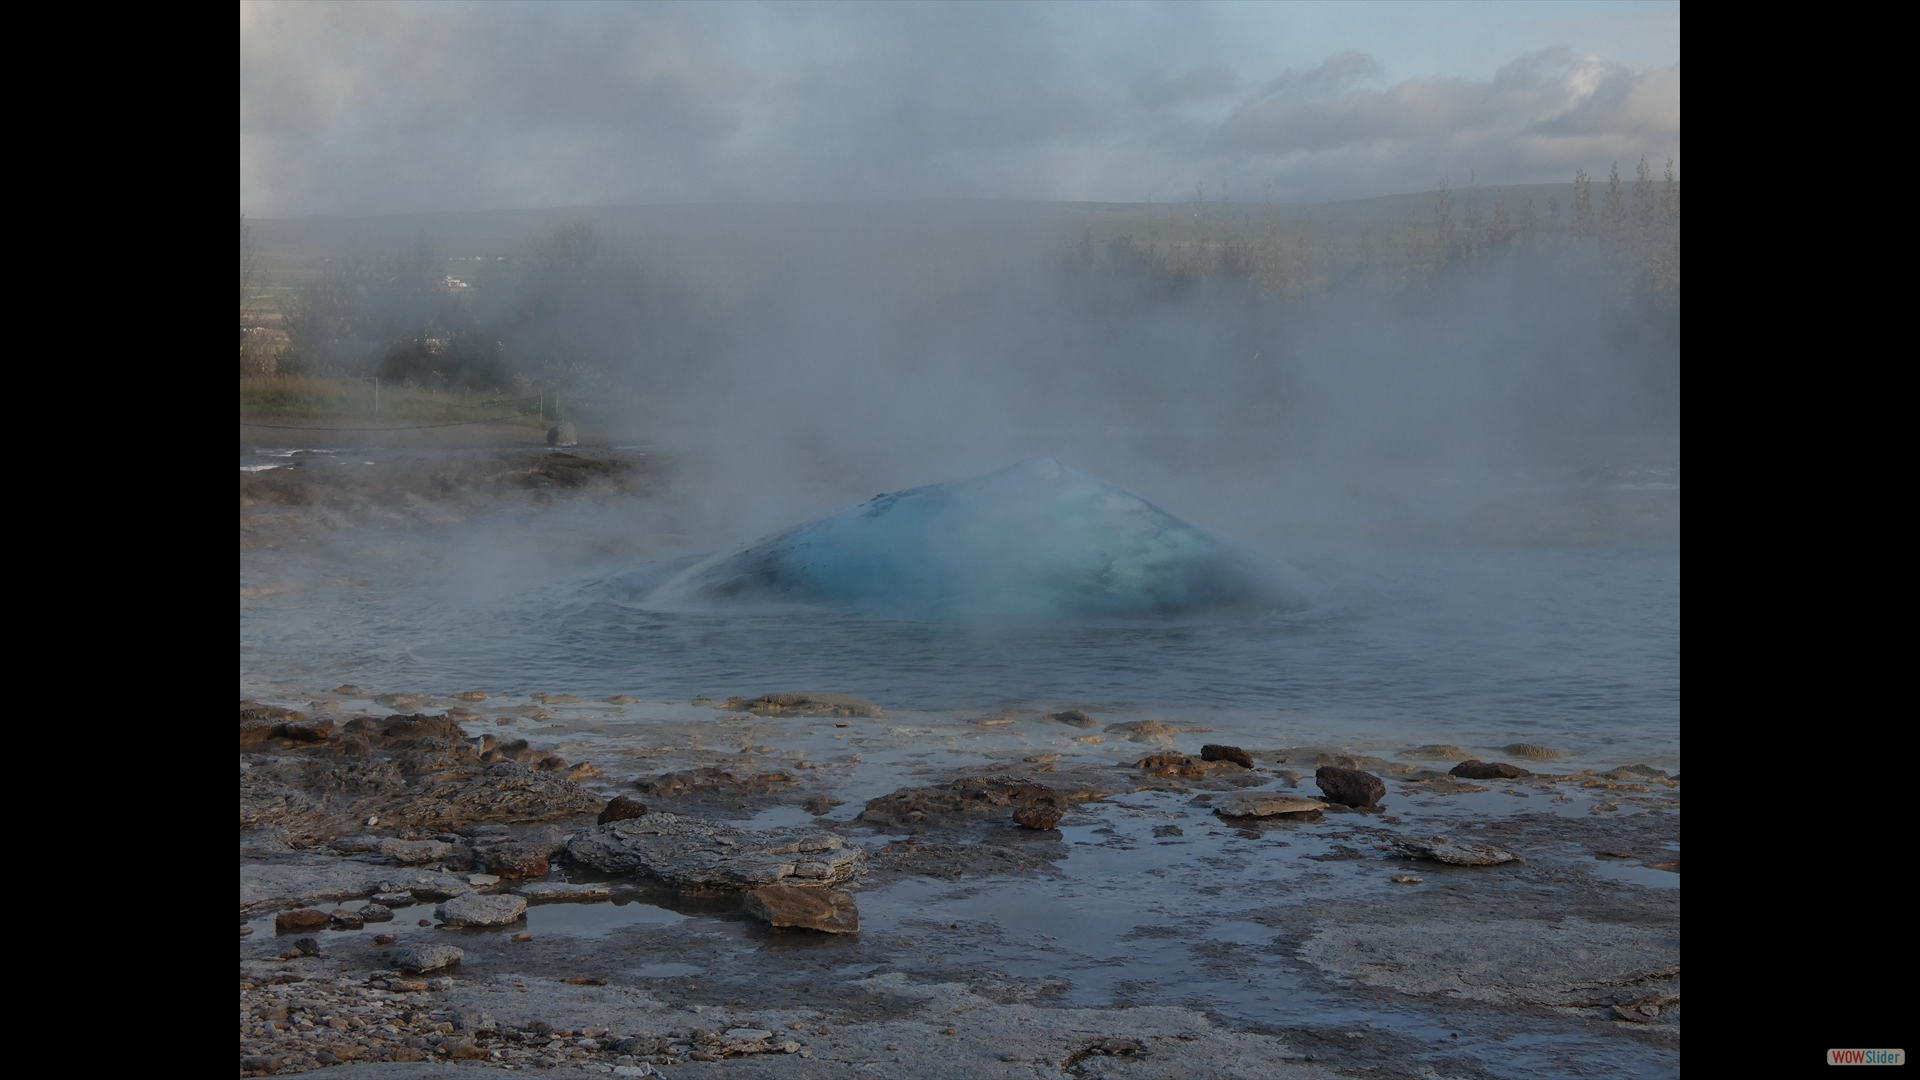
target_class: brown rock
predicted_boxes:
[1046,710,1098,728]
[281,719,335,743]
[482,843,551,879]
[1013,804,1064,829]
[390,1048,427,1062]
[1200,744,1254,769]
[598,795,649,824]
[1449,760,1531,780]
[275,908,332,931]
[1314,765,1387,806]
[446,1039,487,1060]
[721,692,883,718]
[858,775,1071,828]
[742,885,859,933]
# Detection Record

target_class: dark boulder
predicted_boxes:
[1200,744,1254,769]
[1315,765,1387,807]
[1449,760,1531,780]
[598,795,649,824]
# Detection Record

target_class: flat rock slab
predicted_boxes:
[241,854,396,916]
[720,692,882,717]
[1394,836,1521,865]
[516,882,615,903]
[436,893,528,926]
[392,944,464,973]
[1299,916,1678,1005]
[743,885,860,933]
[1214,793,1327,818]
[565,813,867,890]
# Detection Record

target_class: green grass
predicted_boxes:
[239,376,547,427]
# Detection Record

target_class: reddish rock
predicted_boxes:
[446,1040,487,1060]
[598,795,649,824]
[742,886,859,933]
[280,719,335,743]
[275,908,331,931]
[1200,744,1254,769]
[1014,804,1064,829]
[483,843,551,879]
[1315,765,1387,806]
[390,1048,427,1062]
[1450,760,1531,780]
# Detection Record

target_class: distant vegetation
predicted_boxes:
[239,159,1676,426]
[1051,158,1679,303]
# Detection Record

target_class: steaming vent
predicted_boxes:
[647,457,1311,620]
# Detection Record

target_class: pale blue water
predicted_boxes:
[240,527,1678,763]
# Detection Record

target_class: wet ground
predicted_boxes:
[241,440,1677,1078]
[241,691,1678,1079]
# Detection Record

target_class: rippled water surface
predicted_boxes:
[241,521,1678,762]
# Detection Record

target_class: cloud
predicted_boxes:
[1209,47,1677,191]
[240,5,1678,216]
[1130,64,1241,109]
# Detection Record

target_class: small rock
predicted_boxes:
[1200,744,1254,768]
[281,719,335,742]
[1046,710,1098,728]
[467,873,501,886]
[292,936,320,956]
[1014,804,1064,829]
[380,838,455,865]
[446,1039,487,1060]
[742,885,860,933]
[1503,743,1562,760]
[599,795,650,824]
[374,934,397,945]
[517,882,614,903]
[428,977,455,991]
[1214,792,1327,818]
[275,909,331,932]
[1152,825,1183,837]
[1393,836,1520,866]
[801,795,845,816]
[1400,745,1470,760]
[513,932,533,942]
[358,903,394,923]
[480,842,552,879]
[1315,766,1387,807]
[436,893,528,927]
[1449,760,1530,780]
[390,1047,427,1062]
[329,909,365,928]
[726,1028,773,1041]
[393,944,464,973]
[1391,874,1423,884]
[452,690,488,701]
[371,891,415,907]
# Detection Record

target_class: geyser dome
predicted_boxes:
[649,457,1311,619]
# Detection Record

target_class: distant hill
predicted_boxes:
[245,186,1582,305]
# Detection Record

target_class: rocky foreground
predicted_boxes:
[240,693,1679,1079]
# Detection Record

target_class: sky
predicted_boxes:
[239,1,1679,218]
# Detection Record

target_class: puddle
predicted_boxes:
[1591,859,1680,889]
[628,962,702,978]
[524,895,688,935]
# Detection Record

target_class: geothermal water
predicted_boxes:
[239,459,1678,765]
